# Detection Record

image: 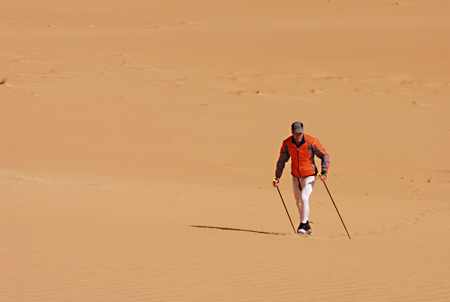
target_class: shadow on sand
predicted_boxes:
[190,225,287,236]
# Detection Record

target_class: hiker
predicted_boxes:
[273,122,330,234]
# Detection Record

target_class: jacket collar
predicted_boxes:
[291,134,305,147]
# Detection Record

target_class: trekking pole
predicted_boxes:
[275,186,296,233]
[322,181,351,239]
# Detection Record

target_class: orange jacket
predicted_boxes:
[275,134,330,179]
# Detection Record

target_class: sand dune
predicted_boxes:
[1,1,450,301]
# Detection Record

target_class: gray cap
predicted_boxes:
[291,121,304,134]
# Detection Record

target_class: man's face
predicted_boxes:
[293,133,303,143]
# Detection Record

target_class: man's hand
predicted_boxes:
[273,178,280,187]
[318,173,327,182]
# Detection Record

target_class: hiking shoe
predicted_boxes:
[297,221,312,234]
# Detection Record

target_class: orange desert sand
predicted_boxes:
[1,1,450,301]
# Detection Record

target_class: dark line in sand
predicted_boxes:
[190,225,287,236]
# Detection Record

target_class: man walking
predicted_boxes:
[273,122,330,234]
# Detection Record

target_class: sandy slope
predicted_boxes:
[1,1,450,301]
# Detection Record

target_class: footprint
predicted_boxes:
[180,21,201,26]
[216,76,241,82]
[229,90,261,96]
[310,89,326,94]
